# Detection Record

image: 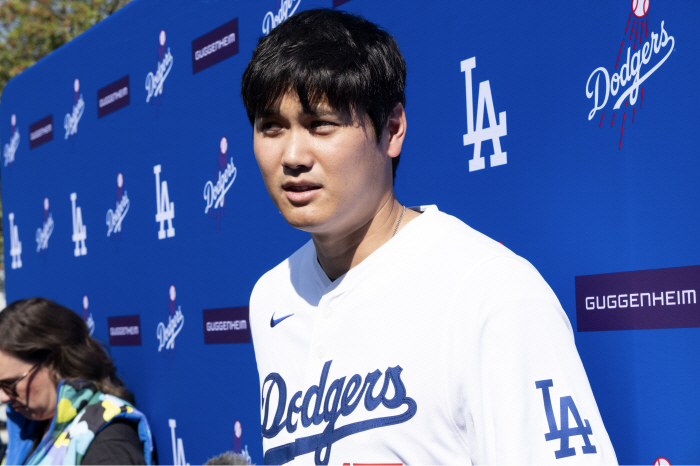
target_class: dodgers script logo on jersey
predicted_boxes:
[154,164,175,239]
[460,57,507,172]
[83,295,95,336]
[536,379,598,459]
[585,0,674,148]
[64,79,85,140]
[4,114,19,167]
[262,0,301,35]
[203,136,237,231]
[168,419,189,466]
[8,212,22,269]
[261,360,417,465]
[36,197,54,253]
[70,192,87,257]
[146,30,174,107]
[106,173,130,238]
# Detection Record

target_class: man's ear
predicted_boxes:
[384,102,407,159]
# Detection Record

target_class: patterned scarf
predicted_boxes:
[4,380,153,465]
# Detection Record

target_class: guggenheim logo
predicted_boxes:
[576,265,700,331]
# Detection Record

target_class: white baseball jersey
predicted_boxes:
[250,205,617,465]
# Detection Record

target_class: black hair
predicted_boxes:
[241,8,407,179]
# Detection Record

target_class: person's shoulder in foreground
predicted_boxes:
[242,8,617,465]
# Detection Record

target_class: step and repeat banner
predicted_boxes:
[1,0,698,464]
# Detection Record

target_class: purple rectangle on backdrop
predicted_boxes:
[203,306,251,344]
[576,265,700,332]
[29,115,53,149]
[108,315,142,346]
[333,0,352,6]
[97,75,130,118]
[191,18,239,74]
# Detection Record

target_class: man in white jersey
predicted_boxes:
[241,9,617,465]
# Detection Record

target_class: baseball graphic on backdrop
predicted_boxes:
[11,114,16,126]
[221,137,228,154]
[159,30,166,46]
[169,285,176,301]
[83,295,89,310]
[118,173,123,188]
[632,0,649,18]
[74,78,80,92]
[44,198,49,210]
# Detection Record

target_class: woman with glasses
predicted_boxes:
[0,298,154,465]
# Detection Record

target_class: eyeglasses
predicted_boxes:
[0,361,42,398]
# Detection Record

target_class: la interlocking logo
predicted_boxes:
[460,57,507,172]
[83,295,95,336]
[8,213,22,269]
[146,30,174,104]
[168,419,189,466]
[536,379,597,459]
[262,0,301,35]
[70,192,87,257]
[36,198,54,253]
[106,173,130,237]
[154,164,175,239]
[585,1,674,148]
[4,114,19,167]
[64,79,85,140]
[203,137,237,231]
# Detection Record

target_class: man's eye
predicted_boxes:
[260,121,282,132]
[311,120,335,129]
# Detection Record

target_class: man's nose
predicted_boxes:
[281,129,313,171]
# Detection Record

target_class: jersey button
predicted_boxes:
[316,345,327,359]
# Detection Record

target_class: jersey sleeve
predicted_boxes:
[447,255,618,465]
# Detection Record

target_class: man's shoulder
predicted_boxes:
[251,239,315,299]
[411,205,525,272]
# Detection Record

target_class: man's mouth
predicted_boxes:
[282,181,322,203]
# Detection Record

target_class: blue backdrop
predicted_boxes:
[2,0,698,464]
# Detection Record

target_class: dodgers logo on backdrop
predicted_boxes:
[107,173,130,237]
[64,79,85,139]
[9,212,22,269]
[460,57,507,172]
[154,164,175,239]
[203,137,237,231]
[232,420,252,463]
[36,197,54,253]
[262,0,301,35]
[585,1,674,147]
[83,295,95,336]
[157,285,185,354]
[146,30,174,104]
[71,192,87,256]
[4,114,20,166]
[168,419,189,466]
[261,360,417,465]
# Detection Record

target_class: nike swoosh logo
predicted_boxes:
[270,312,294,328]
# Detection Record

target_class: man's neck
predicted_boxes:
[312,198,419,281]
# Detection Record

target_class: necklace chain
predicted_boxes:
[392,205,407,238]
